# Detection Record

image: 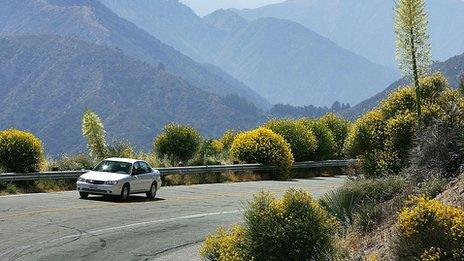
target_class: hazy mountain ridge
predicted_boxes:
[0,35,263,155]
[98,0,398,106]
[339,53,464,120]
[235,0,464,68]
[210,15,398,106]
[0,0,268,108]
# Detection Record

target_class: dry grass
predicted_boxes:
[162,171,268,186]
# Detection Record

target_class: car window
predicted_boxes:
[94,161,132,175]
[132,162,142,175]
[140,162,151,173]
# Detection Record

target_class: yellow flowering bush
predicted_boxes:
[218,130,236,154]
[200,225,252,261]
[263,119,317,162]
[344,73,458,177]
[230,127,294,170]
[244,190,339,260]
[200,190,339,260]
[298,119,336,160]
[380,86,416,118]
[0,128,45,172]
[319,113,351,159]
[393,197,464,260]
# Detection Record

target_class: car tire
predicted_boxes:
[146,182,157,200]
[79,192,89,199]
[120,184,130,201]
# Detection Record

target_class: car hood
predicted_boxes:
[79,171,129,181]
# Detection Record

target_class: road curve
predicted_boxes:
[0,177,345,261]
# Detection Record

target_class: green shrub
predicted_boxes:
[344,176,408,203]
[49,153,95,171]
[319,113,351,159]
[344,110,390,177]
[320,176,408,228]
[153,124,202,166]
[230,127,294,170]
[245,190,339,260]
[416,175,447,198]
[0,181,18,194]
[106,140,135,159]
[201,190,339,260]
[81,109,107,161]
[0,129,45,172]
[393,197,464,260]
[409,118,464,182]
[263,119,317,162]
[319,187,360,228]
[353,202,383,233]
[385,111,417,172]
[299,119,336,160]
[191,139,222,166]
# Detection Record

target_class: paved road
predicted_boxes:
[0,177,345,261]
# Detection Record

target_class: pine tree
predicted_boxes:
[82,109,107,161]
[394,0,431,118]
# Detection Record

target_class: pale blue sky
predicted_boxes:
[180,0,285,16]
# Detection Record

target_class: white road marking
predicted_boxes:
[0,210,241,258]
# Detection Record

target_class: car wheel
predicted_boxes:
[79,192,89,199]
[146,182,157,200]
[120,184,130,201]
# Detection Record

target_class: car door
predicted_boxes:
[138,161,154,192]
[130,162,144,192]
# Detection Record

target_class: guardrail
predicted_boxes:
[0,160,357,182]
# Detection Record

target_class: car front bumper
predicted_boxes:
[76,181,122,195]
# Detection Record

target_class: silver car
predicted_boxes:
[76,158,162,200]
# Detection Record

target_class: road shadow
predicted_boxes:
[82,195,166,204]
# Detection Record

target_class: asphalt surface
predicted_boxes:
[0,177,345,261]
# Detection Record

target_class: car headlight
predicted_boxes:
[105,180,119,185]
[78,177,86,182]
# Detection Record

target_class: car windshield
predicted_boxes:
[93,161,132,175]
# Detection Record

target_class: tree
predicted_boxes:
[395,0,432,118]
[153,124,202,166]
[81,109,107,161]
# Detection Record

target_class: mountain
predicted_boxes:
[203,8,249,34]
[98,1,398,106]
[208,16,398,106]
[99,0,223,63]
[235,0,464,68]
[0,0,268,108]
[0,35,263,155]
[340,53,464,120]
